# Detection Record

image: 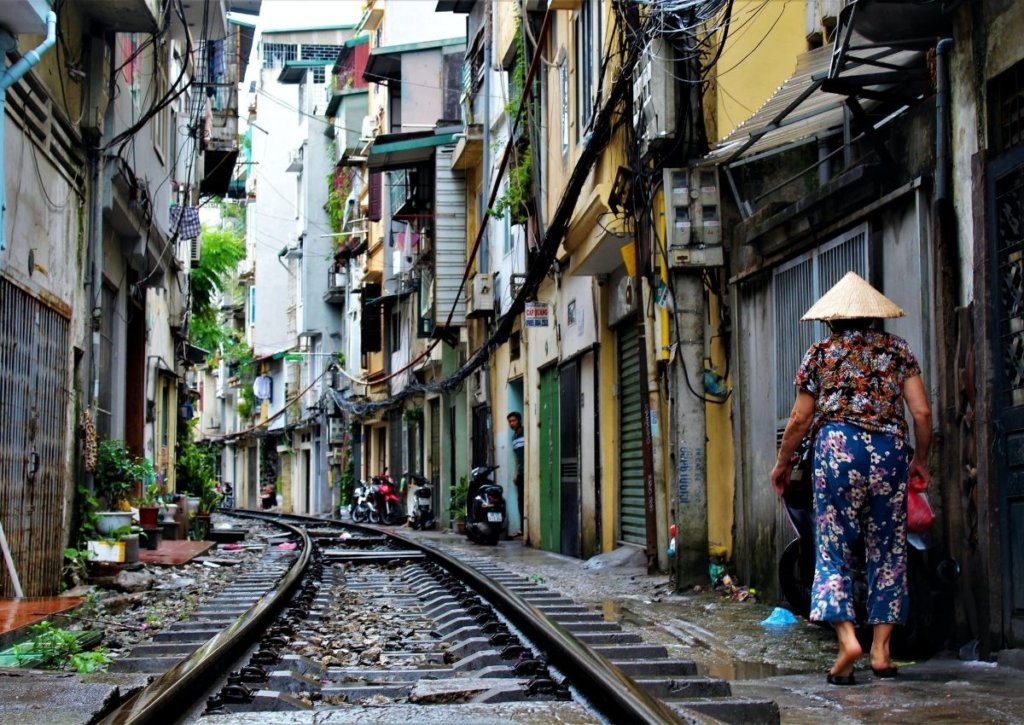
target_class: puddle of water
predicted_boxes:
[599,600,649,628]
[699,660,797,681]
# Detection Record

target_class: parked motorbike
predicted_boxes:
[465,464,505,546]
[404,472,435,530]
[348,480,372,523]
[368,469,402,526]
[777,474,958,657]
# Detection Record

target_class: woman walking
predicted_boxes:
[770,272,932,685]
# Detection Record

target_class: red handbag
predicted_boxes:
[907,471,934,534]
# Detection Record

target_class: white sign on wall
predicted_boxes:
[524,302,549,327]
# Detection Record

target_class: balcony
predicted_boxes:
[195,35,241,195]
[324,265,347,305]
[79,0,159,31]
[325,88,369,158]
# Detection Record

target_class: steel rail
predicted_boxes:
[393,533,696,725]
[233,511,698,724]
[99,514,311,725]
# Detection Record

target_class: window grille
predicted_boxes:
[772,225,868,425]
[262,43,297,68]
[992,59,1024,154]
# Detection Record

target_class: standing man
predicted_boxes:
[507,411,525,537]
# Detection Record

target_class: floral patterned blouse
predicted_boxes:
[795,329,921,440]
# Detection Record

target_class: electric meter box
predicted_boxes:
[663,166,723,268]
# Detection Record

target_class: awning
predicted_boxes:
[200,149,239,195]
[706,45,843,166]
[707,32,929,168]
[278,60,327,84]
[435,0,477,11]
[363,37,465,85]
[367,131,459,171]
[325,87,368,118]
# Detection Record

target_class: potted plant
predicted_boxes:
[450,476,469,534]
[94,440,147,535]
[191,477,221,540]
[136,479,162,529]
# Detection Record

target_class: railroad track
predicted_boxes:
[100,512,779,724]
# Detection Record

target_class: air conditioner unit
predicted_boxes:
[360,115,378,141]
[466,272,494,318]
[286,146,303,173]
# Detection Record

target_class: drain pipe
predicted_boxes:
[0,11,57,271]
[935,38,953,204]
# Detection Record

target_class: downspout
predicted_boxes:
[931,35,975,649]
[934,38,953,204]
[0,11,57,271]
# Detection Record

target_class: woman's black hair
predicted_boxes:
[827,318,877,333]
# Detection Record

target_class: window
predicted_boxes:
[503,199,512,255]
[262,42,297,68]
[152,42,168,164]
[575,0,599,141]
[249,285,256,326]
[560,57,569,157]
[772,225,869,426]
[991,59,1024,154]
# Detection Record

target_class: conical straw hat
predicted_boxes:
[801,271,905,321]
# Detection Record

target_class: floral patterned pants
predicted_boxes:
[809,422,910,624]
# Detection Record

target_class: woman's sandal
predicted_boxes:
[871,666,898,679]
[826,672,857,686]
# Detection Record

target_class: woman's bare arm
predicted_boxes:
[770,391,815,495]
[903,374,932,484]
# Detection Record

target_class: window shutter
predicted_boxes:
[361,283,382,352]
[368,172,382,221]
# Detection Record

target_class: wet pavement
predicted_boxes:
[396,526,1024,724]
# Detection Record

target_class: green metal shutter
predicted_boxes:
[618,322,645,546]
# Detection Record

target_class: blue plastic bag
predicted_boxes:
[760,607,799,627]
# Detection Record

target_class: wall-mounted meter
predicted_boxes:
[663,166,723,268]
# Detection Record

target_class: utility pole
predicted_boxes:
[671,272,708,586]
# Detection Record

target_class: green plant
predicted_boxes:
[138,479,161,507]
[102,524,142,544]
[402,406,423,424]
[237,385,256,420]
[491,18,534,225]
[186,224,246,355]
[176,419,218,497]
[12,621,110,673]
[73,481,99,546]
[94,439,149,510]
[61,548,89,590]
[450,475,469,521]
[197,476,221,515]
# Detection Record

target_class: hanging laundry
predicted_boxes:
[169,204,201,240]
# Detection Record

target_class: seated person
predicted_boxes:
[260,483,277,510]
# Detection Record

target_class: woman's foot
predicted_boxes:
[870,623,895,675]
[830,622,863,678]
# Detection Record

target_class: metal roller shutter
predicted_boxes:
[617,321,645,546]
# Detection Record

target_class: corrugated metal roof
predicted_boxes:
[707,44,842,165]
[707,39,926,166]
